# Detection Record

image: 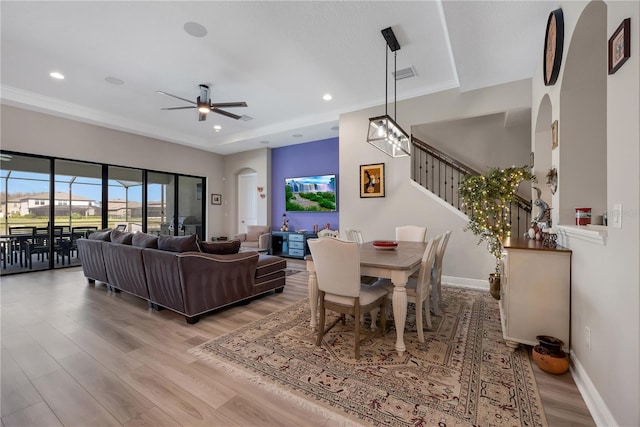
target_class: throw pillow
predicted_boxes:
[132,232,158,249]
[110,228,133,245]
[200,239,241,255]
[87,229,111,241]
[157,234,200,253]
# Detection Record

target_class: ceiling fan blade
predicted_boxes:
[156,91,196,105]
[161,106,196,110]
[209,101,247,108]
[212,108,242,120]
[198,111,208,121]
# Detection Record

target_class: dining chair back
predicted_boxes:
[317,229,339,238]
[395,225,427,242]
[308,237,388,359]
[70,226,99,260]
[372,234,441,343]
[9,226,36,267]
[8,226,36,236]
[344,227,364,244]
[431,230,452,315]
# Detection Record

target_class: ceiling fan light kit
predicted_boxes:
[158,84,247,122]
[367,26,411,158]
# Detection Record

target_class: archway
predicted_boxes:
[533,94,555,224]
[557,1,607,225]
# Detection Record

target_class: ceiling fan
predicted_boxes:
[157,84,247,121]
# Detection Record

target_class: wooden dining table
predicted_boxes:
[305,240,427,356]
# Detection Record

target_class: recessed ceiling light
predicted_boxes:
[105,76,124,85]
[184,22,207,38]
[213,125,222,132]
[49,71,64,80]
[292,133,303,138]
[322,93,333,101]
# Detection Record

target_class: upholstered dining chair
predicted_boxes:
[317,229,339,238]
[308,237,388,359]
[395,225,427,242]
[431,230,452,315]
[372,234,441,343]
[344,227,377,287]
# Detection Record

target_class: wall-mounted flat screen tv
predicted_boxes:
[285,174,337,212]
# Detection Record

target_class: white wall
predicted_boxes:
[339,80,533,283]
[0,105,225,237]
[532,1,639,425]
[222,148,271,237]
[413,111,531,174]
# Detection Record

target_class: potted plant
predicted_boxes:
[458,166,535,299]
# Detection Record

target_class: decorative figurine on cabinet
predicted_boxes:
[280,213,289,232]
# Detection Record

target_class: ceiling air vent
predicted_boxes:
[393,66,416,80]
[240,115,253,121]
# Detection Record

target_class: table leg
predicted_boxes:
[391,279,408,356]
[308,269,318,332]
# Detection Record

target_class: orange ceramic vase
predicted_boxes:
[532,335,569,375]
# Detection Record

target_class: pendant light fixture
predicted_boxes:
[366,27,411,158]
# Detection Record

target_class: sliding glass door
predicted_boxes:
[108,166,143,232]
[54,160,102,268]
[1,150,206,275]
[147,172,175,236]
[178,176,205,240]
[1,153,51,273]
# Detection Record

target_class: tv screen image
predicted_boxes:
[285,175,337,212]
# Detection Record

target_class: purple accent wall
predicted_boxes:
[271,138,339,232]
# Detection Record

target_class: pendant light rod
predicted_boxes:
[385,44,388,117]
[394,51,397,121]
[381,27,401,120]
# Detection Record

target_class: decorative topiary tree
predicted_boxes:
[459,166,535,279]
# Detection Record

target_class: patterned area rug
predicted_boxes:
[284,268,305,276]
[189,286,548,427]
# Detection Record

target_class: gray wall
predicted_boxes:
[0,105,226,237]
[339,79,533,285]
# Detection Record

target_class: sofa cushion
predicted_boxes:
[200,239,241,255]
[254,254,287,294]
[158,234,200,253]
[110,228,133,245]
[88,229,111,241]
[132,232,158,249]
[246,225,270,242]
[255,254,287,279]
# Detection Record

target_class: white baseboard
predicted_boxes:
[570,352,618,426]
[442,275,488,290]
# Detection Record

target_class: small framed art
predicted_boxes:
[211,193,222,205]
[360,163,385,198]
[608,18,630,75]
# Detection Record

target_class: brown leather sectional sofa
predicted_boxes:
[77,230,287,324]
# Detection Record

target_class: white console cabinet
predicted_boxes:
[500,237,571,352]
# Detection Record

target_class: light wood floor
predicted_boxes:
[1,260,595,427]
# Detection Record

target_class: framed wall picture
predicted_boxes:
[551,120,558,150]
[359,163,385,198]
[211,193,222,205]
[608,18,631,75]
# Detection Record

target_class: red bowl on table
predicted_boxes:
[372,240,398,250]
